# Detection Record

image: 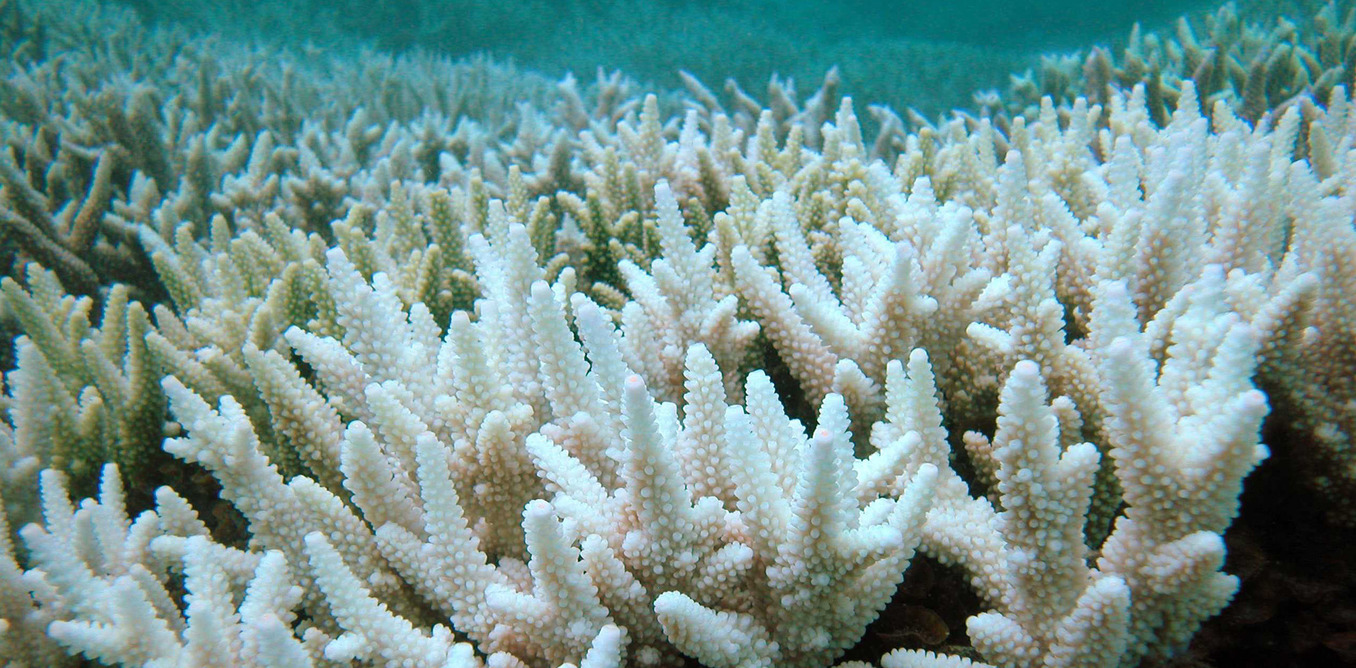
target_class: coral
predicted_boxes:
[2,0,1354,667]
[998,1,1355,127]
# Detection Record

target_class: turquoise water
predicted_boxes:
[114,0,1239,117]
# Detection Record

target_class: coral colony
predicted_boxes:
[2,0,1354,666]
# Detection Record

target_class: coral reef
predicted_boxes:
[998,0,1355,126]
[2,0,1355,667]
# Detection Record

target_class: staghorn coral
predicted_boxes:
[2,0,1355,666]
[996,1,1355,128]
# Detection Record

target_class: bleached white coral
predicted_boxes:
[2,9,1341,666]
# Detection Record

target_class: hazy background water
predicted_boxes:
[108,0,1303,118]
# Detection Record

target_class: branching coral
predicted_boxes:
[2,1,1354,667]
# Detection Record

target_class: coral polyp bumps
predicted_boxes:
[2,1,1354,667]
